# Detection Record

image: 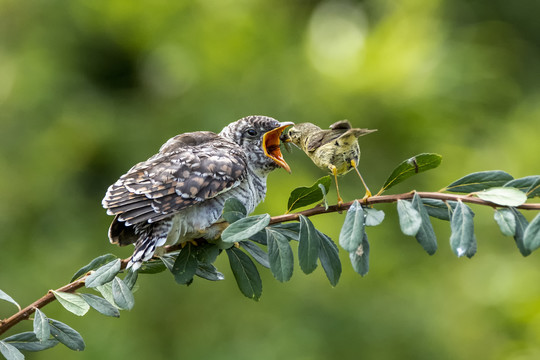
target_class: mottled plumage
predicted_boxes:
[282,120,376,203]
[102,116,292,270]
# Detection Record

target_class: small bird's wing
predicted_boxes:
[305,128,348,152]
[102,131,247,226]
[329,120,352,130]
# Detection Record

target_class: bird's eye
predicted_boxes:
[246,128,258,137]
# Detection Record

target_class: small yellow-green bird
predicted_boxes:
[282,120,376,204]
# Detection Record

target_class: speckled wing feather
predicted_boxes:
[306,127,349,152]
[102,131,247,226]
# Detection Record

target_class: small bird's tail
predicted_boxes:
[347,128,377,138]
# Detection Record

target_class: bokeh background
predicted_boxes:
[1,0,540,359]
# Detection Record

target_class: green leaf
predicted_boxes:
[221,214,270,243]
[79,293,120,318]
[268,222,300,241]
[171,243,198,285]
[112,277,135,310]
[339,200,365,252]
[0,289,20,310]
[266,228,294,282]
[494,208,516,237]
[123,269,138,290]
[298,215,320,274]
[422,198,457,221]
[95,282,115,306]
[222,198,247,223]
[504,175,540,198]
[33,309,50,342]
[510,208,531,256]
[52,291,90,317]
[318,183,329,210]
[378,153,442,194]
[397,199,422,236]
[365,208,385,226]
[475,187,527,207]
[349,232,370,276]
[3,332,59,352]
[449,200,477,258]
[49,318,85,351]
[195,243,220,265]
[317,231,341,286]
[226,247,262,301]
[195,263,225,281]
[71,254,118,282]
[0,341,24,360]
[137,259,166,274]
[85,259,122,288]
[443,170,513,193]
[287,175,332,213]
[524,212,540,252]
[412,193,438,255]
[240,241,270,268]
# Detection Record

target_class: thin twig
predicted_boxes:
[1,192,539,336]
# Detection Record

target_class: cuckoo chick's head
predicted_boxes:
[220,116,293,175]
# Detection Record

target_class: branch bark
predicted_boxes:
[1,191,538,336]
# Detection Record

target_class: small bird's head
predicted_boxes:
[220,116,293,175]
[280,123,321,149]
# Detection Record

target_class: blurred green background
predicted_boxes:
[1,0,540,359]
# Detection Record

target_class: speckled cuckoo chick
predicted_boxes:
[102,116,292,270]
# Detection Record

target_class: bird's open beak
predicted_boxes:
[263,122,294,173]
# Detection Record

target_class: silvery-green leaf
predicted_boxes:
[0,289,20,310]
[226,247,262,301]
[504,175,540,198]
[364,208,385,226]
[171,243,198,285]
[269,222,300,241]
[240,241,270,268]
[112,277,135,310]
[96,282,115,306]
[195,263,225,281]
[222,198,247,223]
[3,332,59,352]
[510,208,531,256]
[317,231,341,286]
[80,293,120,318]
[412,193,437,255]
[349,232,370,276]
[494,208,516,237]
[266,228,294,282]
[85,259,122,288]
[298,215,320,274]
[475,187,527,207]
[422,199,457,221]
[71,254,118,282]
[449,200,477,258]
[524,212,540,252]
[49,319,85,351]
[318,183,329,210]
[52,291,90,317]
[33,309,50,342]
[137,259,166,274]
[123,269,138,290]
[339,200,365,252]
[443,170,513,193]
[0,341,24,360]
[397,199,422,236]
[221,214,270,243]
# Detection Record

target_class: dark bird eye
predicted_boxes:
[246,128,258,137]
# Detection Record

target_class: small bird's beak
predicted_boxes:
[263,122,294,173]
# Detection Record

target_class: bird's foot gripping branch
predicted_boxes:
[2,153,540,359]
